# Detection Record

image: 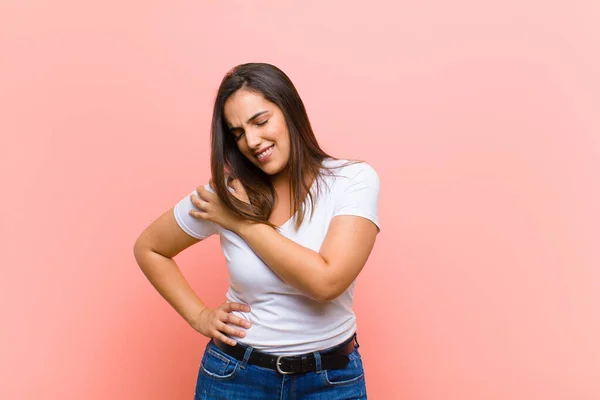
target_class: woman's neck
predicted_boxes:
[270,164,291,190]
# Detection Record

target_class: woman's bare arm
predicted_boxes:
[133,209,252,345]
[235,215,378,303]
[133,208,206,325]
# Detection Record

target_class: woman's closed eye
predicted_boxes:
[231,129,244,140]
[231,120,267,140]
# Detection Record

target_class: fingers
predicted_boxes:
[214,309,251,346]
[220,304,252,329]
[188,209,206,219]
[195,303,252,346]
[214,330,238,347]
[218,321,248,340]
[221,310,252,329]
[190,194,203,208]
[222,302,251,313]
[190,192,209,212]
[195,185,214,199]
[188,196,207,219]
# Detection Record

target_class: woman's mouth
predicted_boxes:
[256,145,274,163]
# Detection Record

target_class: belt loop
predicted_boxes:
[240,344,253,369]
[313,351,322,373]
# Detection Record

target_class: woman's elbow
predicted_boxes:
[133,233,156,267]
[133,236,147,266]
[311,283,345,303]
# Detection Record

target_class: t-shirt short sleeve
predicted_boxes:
[332,162,381,232]
[173,183,219,239]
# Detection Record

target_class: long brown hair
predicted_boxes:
[210,63,358,231]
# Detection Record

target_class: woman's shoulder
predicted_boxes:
[320,157,378,178]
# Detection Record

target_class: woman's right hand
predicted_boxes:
[190,302,252,346]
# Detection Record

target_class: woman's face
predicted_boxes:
[224,89,291,178]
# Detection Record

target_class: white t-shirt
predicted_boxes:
[174,158,380,355]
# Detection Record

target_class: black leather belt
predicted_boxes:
[213,333,356,375]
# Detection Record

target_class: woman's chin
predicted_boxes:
[249,157,286,177]
[259,161,280,175]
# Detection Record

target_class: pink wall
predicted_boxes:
[2,1,599,399]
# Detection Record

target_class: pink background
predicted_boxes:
[2,1,599,399]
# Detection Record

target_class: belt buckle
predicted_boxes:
[276,355,294,375]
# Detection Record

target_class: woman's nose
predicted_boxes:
[244,128,262,148]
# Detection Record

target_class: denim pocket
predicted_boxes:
[323,348,365,387]
[200,343,239,380]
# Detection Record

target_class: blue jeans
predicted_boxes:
[194,337,367,399]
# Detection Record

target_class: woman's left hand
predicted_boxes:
[189,178,250,233]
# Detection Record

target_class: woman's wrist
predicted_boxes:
[185,304,208,327]
[235,219,258,238]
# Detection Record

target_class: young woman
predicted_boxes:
[134,62,381,399]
